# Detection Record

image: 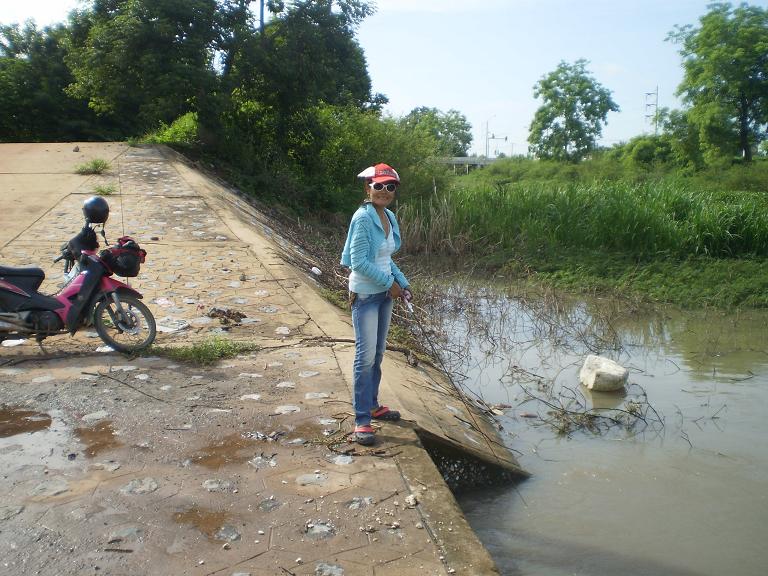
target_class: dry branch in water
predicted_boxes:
[518,382,664,438]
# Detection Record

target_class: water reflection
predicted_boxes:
[418,282,768,576]
[0,408,79,470]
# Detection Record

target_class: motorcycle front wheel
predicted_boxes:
[93,294,156,353]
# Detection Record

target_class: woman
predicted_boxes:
[340,163,412,446]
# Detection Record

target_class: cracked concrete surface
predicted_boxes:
[0,143,524,575]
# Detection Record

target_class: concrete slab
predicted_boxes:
[0,143,526,576]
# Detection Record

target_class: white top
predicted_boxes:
[349,226,395,294]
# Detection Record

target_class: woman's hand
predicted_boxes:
[389,282,403,299]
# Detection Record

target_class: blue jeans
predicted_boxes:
[351,291,393,426]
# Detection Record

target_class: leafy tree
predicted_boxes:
[400,107,472,156]
[528,59,619,162]
[252,0,378,115]
[65,0,219,134]
[215,0,259,77]
[0,22,100,141]
[309,104,451,211]
[199,0,388,210]
[668,2,768,162]
[661,108,705,170]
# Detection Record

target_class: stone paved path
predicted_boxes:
[0,143,522,576]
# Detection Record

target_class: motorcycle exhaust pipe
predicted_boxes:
[0,316,33,333]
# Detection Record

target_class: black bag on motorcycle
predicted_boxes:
[99,237,146,278]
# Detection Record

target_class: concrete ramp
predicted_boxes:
[160,145,526,479]
[0,143,525,576]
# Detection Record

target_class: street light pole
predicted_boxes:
[484,116,496,158]
[487,133,508,158]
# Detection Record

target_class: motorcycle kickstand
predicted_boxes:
[35,336,49,355]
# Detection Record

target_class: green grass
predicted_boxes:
[148,337,259,366]
[402,179,768,259]
[504,252,768,308]
[464,155,768,194]
[75,158,110,175]
[398,176,768,308]
[458,180,765,258]
[93,184,115,196]
[319,287,348,310]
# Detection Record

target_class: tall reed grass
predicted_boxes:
[399,179,768,260]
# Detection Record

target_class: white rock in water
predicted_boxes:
[579,355,628,392]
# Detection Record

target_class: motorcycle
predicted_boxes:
[0,196,156,354]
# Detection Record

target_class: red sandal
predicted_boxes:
[352,425,375,446]
[371,406,401,421]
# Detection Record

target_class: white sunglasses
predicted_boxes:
[369,182,398,192]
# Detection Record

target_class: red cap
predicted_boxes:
[357,163,400,184]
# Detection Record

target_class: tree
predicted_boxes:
[528,59,619,162]
[0,22,100,141]
[661,108,705,170]
[217,0,380,165]
[254,0,378,114]
[400,107,472,156]
[668,2,768,162]
[65,0,219,134]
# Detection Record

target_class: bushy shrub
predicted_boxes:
[192,98,453,214]
[142,112,199,147]
[310,104,452,213]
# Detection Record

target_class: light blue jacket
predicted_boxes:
[340,203,410,294]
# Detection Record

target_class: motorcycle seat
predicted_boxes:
[0,266,46,291]
[0,265,45,279]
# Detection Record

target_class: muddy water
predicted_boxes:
[173,507,231,540]
[0,407,80,470]
[430,288,768,576]
[0,407,52,437]
[190,432,260,469]
[74,421,122,457]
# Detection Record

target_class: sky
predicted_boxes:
[3,0,767,156]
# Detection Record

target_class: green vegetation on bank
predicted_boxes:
[141,112,199,149]
[144,112,768,308]
[398,157,768,307]
[3,1,767,308]
[149,338,259,366]
[511,252,768,308]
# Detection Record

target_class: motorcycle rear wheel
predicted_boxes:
[93,294,156,353]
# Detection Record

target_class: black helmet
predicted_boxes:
[83,196,110,224]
